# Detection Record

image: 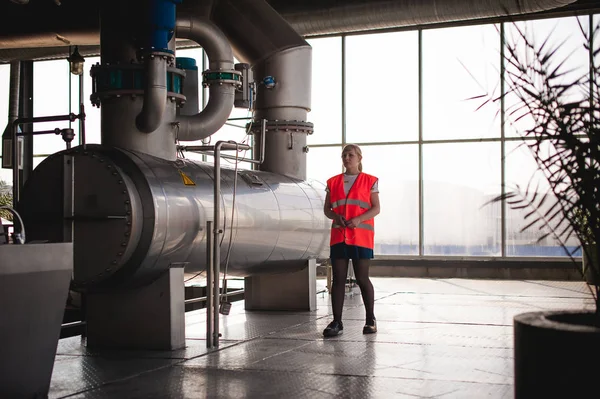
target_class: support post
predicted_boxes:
[85,267,186,350]
[244,258,317,311]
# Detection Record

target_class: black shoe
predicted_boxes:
[323,320,344,337]
[363,318,377,334]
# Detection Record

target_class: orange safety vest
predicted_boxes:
[327,173,378,249]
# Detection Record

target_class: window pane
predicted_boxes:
[307,37,342,145]
[504,140,578,256]
[346,31,418,143]
[306,146,342,187]
[361,145,419,255]
[423,24,501,140]
[0,64,10,185]
[505,17,589,138]
[423,142,501,255]
[33,60,72,155]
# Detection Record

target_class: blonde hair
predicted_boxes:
[342,143,363,172]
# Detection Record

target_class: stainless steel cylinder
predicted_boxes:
[98,0,179,160]
[18,144,329,292]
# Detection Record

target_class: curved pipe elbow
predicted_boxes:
[177,85,235,141]
[176,15,234,69]
[175,14,235,141]
[136,56,167,134]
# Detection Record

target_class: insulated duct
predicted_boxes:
[174,15,236,141]
[0,0,588,63]
[212,0,312,180]
[275,0,578,36]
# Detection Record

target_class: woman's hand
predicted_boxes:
[345,216,362,229]
[335,214,347,227]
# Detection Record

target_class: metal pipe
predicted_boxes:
[212,0,312,179]
[210,140,246,347]
[7,61,19,129]
[12,123,17,207]
[213,141,224,347]
[135,55,167,133]
[175,15,235,142]
[180,123,263,164]
[1,61,19,170]
[79,74,86,147]
[206,220,214,348]
[14,114,79,124]
[16,129,62,136]
[61,321,86,329]
[186,289,244,305]
[281,0,579,36]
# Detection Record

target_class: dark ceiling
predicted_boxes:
[0,0,599,63]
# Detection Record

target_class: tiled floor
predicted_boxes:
[48,277,595,398]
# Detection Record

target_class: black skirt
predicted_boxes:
[330,242,374,260]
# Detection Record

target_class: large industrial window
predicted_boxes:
[306,146,342,189]
[306,37,342,145]
[502,16,589,256]
[362,144,419,255]
[423,141,501,256]
[31,57,102,161]
[504,17,589,138]
[422,24,500,141]
[0,64,10,185]
[32,60,71,155]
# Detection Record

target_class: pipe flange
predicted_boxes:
[202,69,242,88]
[139,50,176,65]
[247,120,314,135]
[53,148,139,288]
[91,90,186,107]
[90,64,186,107]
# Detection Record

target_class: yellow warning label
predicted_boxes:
[178,170,196,186]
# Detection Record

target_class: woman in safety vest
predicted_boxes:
[322,144,381,337]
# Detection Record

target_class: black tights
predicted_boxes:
[331,258,375,323]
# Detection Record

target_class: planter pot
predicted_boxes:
[0,243,73,399]
[514,310,600,399]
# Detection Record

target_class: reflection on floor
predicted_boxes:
[49,278,594,398]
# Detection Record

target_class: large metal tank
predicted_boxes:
[18,144,329,292]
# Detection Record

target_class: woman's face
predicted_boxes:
[342,148,361,169]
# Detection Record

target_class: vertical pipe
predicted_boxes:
[68,51,72,131]
[63,155,74,243]
[2,61,19,170]
[12,122,18,209]
[79,74,86,147]
[500,22,506,257]
[20,61,33,186]
[206,220,214,348]
[201,49,208,163]
[213,142,223,347]
[418,29,424,256]
[341,35,346,148]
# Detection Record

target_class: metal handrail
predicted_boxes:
[12,113,84,207]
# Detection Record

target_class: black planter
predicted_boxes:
[514,310,600,399]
